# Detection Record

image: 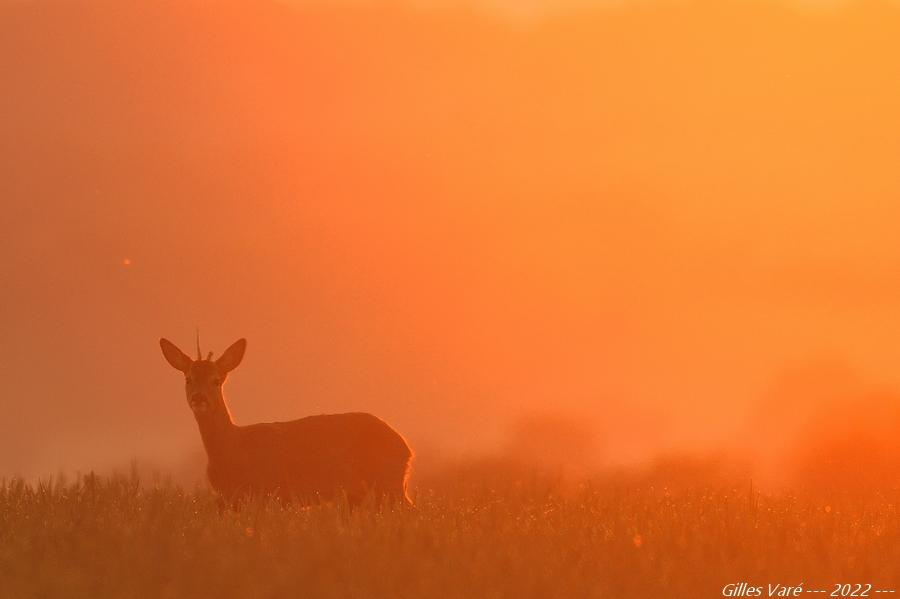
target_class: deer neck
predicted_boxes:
[195,399,239,463]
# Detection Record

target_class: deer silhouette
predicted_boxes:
[159,336,413,506]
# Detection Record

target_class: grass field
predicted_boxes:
[1,470,897,599]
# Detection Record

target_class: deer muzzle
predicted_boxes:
[190,393,210,413]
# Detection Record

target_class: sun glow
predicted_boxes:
[3,0,900,487]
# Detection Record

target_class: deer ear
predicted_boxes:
[160,338,192,373]
[216,338,247,374]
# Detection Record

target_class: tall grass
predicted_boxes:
[0,470,897,598]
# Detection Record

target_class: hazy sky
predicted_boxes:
[3,0,900,480]
[291,0,874,19]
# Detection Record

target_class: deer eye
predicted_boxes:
[185,377,192,384]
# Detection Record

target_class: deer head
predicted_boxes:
[159,337,246,419]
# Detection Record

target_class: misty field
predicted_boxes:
[1,472,897,599]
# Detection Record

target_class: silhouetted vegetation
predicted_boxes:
[1,469,897,598]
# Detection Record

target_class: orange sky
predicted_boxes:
[3,0,900,480]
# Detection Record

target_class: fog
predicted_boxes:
[2,0,900,485]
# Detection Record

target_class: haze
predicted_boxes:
[3,0,900,483]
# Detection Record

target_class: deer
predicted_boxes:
[159,336,413,507]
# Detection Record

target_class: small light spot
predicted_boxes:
[824,505,832,514]
[122,258,132,267]
[632,533,643,548]
[245,527,255,538]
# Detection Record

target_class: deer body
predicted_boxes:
[160,337,413,505]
